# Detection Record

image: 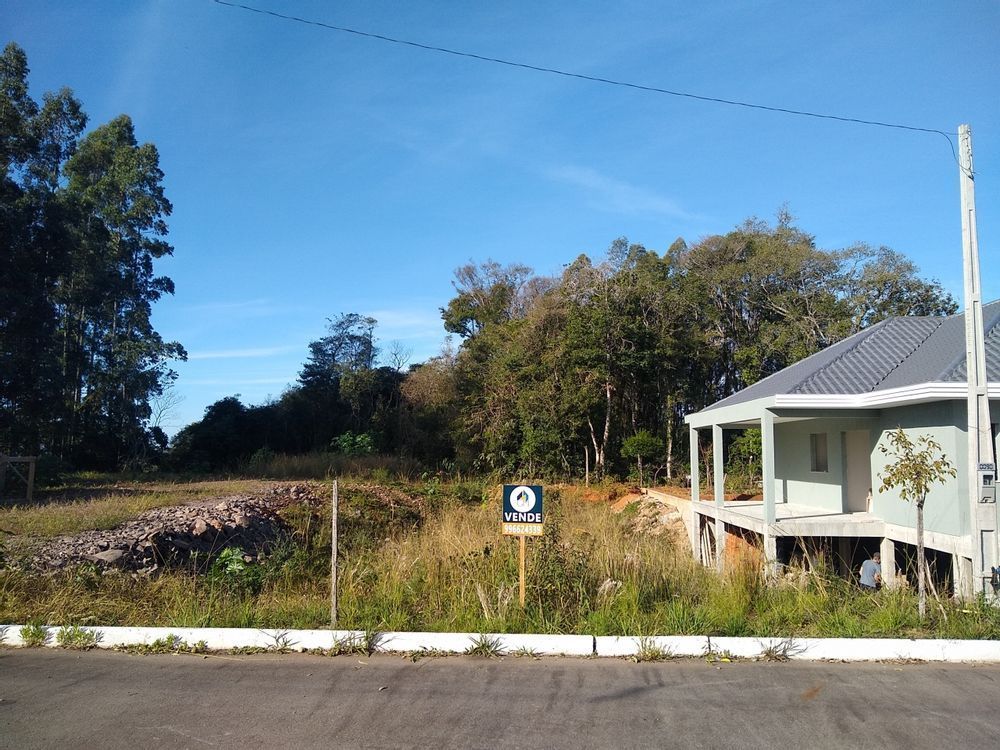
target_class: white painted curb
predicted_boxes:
[490,633,593,656]
[380,632,593,656]
[379,631,473,654]
[779,637,1000,663]
[4,625,1000,662]
[594,635,708,657]
[1,625,358,652]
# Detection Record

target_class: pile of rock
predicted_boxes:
[613,493,687,538]
[27,494,290,575]
[259,482,329,509]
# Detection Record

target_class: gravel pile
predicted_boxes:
[25,484,327,575]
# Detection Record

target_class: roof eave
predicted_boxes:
[686,381,1000,428]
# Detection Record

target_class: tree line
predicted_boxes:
[175,210,956,478]
[1,43,183,469]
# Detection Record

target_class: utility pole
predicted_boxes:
[959,124,998,598]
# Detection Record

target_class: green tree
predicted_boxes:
[621,429,664,486]
[0,43,87,455]
[299,313,377,390]
[678,211,845,398]
[676,210,956,406]
[1,43,182,467]
[877,428,957,619]
[441,260,532,339]
[400,345,460,463]
[841,244,957,332]
[61,114,185,467]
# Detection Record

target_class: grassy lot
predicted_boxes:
[2,477,1000,639]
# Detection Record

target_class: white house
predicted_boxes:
[684,300,1000,597]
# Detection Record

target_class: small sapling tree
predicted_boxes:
[877,428,956,619]
[622,430,664,486]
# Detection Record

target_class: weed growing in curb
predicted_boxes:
[511,645,541,659]
[634,636,673,662]
[0,625,8,646]
[703,647,736,664]
[328,630,384,656]
[465,633,505,658]
[263,630,297,653]
[759,638,801,662]
[406,648,449,662]
[119,634,208,655]
[56,625,100,650]
[20,623,49,647]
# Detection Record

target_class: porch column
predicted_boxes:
[713,424,726,571]
[689,425,701,562]
[761,409,777,574]
[880,538,898,589]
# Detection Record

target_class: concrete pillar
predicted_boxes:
[954,555,974,599]
[880,538,897,588]
[713,424,725,571]
[761,410,777,576]
[837,538,852,578]
[689,426,701,563]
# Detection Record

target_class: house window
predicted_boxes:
[810,433,828,472]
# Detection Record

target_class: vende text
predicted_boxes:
[503,511,543,522]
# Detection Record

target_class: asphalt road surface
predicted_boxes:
[2,649,999,749]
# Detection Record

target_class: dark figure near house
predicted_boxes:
[859,552,882,591]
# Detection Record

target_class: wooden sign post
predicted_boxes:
[502,485,544,608]
[519,535,526,607]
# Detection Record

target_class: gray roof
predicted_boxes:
[701,299,1000,412]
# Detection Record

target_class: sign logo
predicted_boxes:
[502,484,544,536]
[510,485,536,512]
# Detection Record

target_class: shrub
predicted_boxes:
[20,623,49,647]
[56,625,99,649]
[209,547,264,594]
[330,432,376,457]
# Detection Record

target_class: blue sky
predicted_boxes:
[5,0,999,435]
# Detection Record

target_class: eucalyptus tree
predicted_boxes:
[1,44,92,456]
[0,43,183,467]
[61,114,185,466]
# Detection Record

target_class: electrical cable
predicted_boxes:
[213,0,968,174]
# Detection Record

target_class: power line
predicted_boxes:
[213,0,965,173]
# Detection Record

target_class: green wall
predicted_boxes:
[872,401,966,537]
[773,417,878,513]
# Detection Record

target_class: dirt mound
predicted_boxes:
[610,493,643,513]
[614,493,687,538]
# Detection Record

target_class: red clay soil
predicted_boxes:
[725,531,764,566]
[610,493,643,513]
[653,486,762,502]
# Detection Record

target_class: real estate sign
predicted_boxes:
[502,484,544,536]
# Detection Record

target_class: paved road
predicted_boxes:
[2,649,999,749]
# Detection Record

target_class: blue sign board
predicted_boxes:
[502,485,544,536]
